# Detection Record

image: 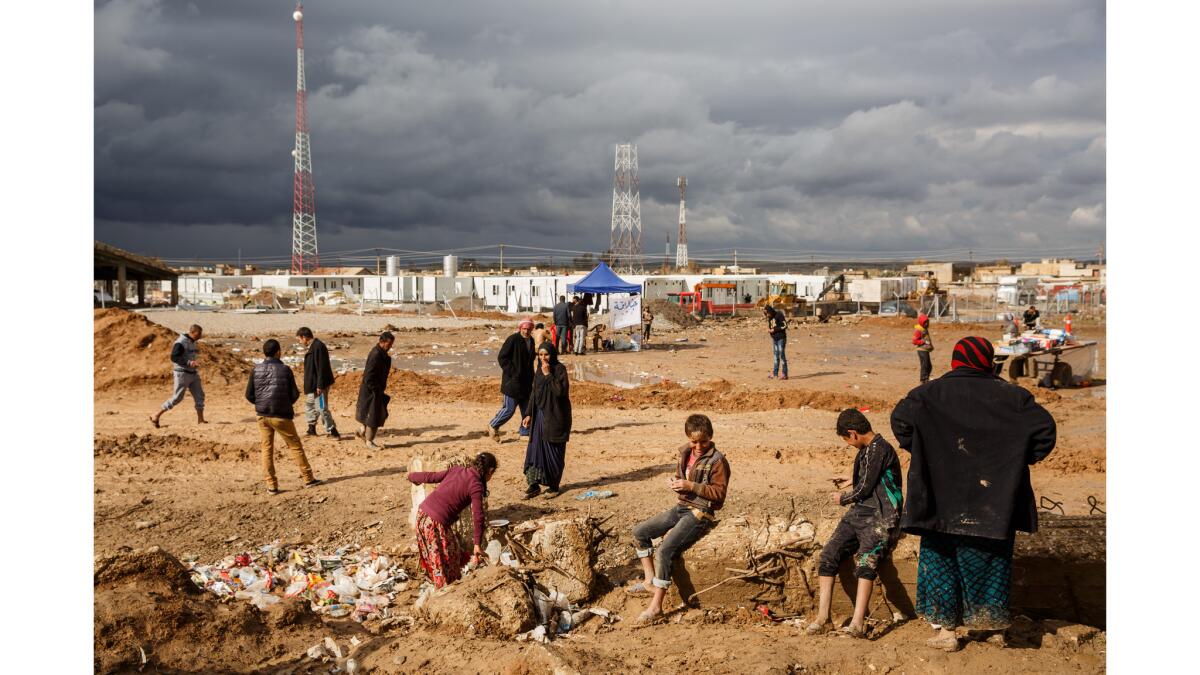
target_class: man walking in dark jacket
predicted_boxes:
[487,319,535,441]
[246,339,321,494]
[569,296,589,355]
[552,295,570,354]
[150,324,206,428]
[296,327,339,439]
[890,336,1056,651]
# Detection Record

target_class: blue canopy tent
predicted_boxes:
[567,262,641,295]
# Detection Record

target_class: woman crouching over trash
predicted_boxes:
[407,452,498,589]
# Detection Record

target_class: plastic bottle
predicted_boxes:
[1064,314,1073,335]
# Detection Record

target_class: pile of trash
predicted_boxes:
[187,541,409,622]
[517,587,617,643]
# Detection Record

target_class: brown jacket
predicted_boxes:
[674,443,731,515]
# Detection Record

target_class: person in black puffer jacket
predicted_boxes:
[245,339,322,494]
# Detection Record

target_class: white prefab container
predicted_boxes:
[443,255,458,278]
[849,277,917,303]
[386,256,399,277]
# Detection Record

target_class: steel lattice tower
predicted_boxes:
[609,144,642,272]
[675,176,688,269]
[290,4,319,274]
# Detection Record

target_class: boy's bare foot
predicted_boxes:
[149,415,160,429]
[926,629,961,652]
[805,620,832,635]
[837,624,866,639]
[635,608,663,624]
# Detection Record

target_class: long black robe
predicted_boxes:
[355,345,392,428]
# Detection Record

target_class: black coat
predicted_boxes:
[302,338,336,394]
[890,368,1057,540]
[527,362,572,443]
[245,358,300,419]
[355,345,392,427]
[497,332,534,400]
[569,302,588,329]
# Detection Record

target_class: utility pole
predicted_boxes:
[375,248,380,275]
[500,244,505,274]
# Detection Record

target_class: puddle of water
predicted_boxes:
[571,362,663,389]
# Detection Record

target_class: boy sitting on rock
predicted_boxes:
[807,408,903,637]
[626,413,731,623]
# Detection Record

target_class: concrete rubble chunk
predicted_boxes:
[417,565,538,638]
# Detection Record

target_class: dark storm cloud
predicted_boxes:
[94,0,1105,261]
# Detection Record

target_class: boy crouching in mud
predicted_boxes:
[807,408,904,637]
[626,414,731,624]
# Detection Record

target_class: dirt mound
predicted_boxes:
[94,433,247,461]
[94,309,251,391]
[418,565,538,638]
[331,370,891,415]
[94,547,343,674]
[648,299,700,327]
[568,378,893,414]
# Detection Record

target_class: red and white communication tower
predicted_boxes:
[290,4,319,274]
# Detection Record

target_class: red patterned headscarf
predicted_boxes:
[951,336,995,373]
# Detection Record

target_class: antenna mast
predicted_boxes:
[290,4,319,274]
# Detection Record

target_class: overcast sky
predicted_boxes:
[94,0,1105,264]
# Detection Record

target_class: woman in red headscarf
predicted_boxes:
[890,336,1057,652]
[912,314,933,383]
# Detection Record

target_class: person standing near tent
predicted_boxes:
[642,304,654,342]
[355,332,394,449]
[296,327,339,439]
[763,306,788,380]
[521,343,572,499]
[570,296,589,355]
[150,324,206,428]
[488,319,535,441]
[890,336,1056,652]
[553,295,570,354]
[913,313,933,384]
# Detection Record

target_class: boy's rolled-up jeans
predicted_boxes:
[632,504,713,589]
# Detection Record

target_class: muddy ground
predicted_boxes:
[94,307,1106,673]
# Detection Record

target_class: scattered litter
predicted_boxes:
[674,338,689,343]
[189,540,410,622]
[324,636,344,659]
[516,625,549,643]
[860,334,871,338]
[575,490,615,501]
[134,520,157,530]
[488,519,510,527]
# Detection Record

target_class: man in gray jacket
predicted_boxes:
[552,295,570,354]
[150,324,206,428]
[246,339,321,494]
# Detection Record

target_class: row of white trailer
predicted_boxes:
[161,272,931,311]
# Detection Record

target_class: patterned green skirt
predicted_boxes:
[915,531,1015,629]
